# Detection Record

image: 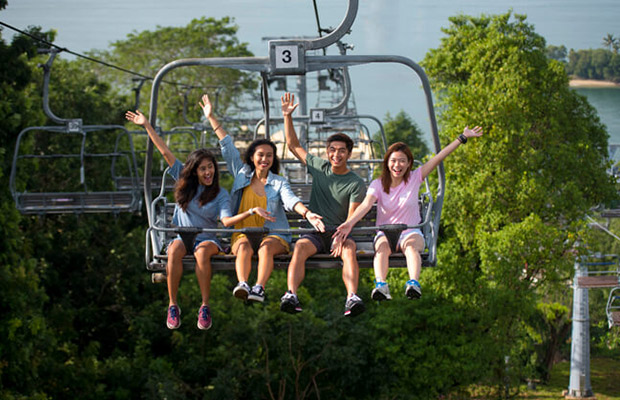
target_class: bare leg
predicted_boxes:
[194,241,219,305]
[401,234,424,281]
[231,236,253,282]
[341,238,360,297]
[256,237,287,287]
[373,236,392,282]
[167,239,187,306]
[287,238,317,293]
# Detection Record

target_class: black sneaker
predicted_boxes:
[344,294,365,317]
[248,284,266,303]
[233,281,250,300]
[405,279,422,299]
[371,281,392,301]
[280,291,302,314]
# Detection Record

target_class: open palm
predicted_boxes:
[199,94,213,119]
[280,92,298,116]
[125,110,147,126]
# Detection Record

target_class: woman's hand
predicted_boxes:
[253,207,276,223]
[281,92,299,117]
[306,211,325,233]
[199,94,213,119]
[125,110,147,126]
[332,221,353,244]
[463,125,483,139]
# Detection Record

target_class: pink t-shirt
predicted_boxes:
[367,167,423,227]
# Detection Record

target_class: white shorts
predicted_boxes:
[374,228,424,252]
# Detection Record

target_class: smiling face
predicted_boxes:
[252,144,274,173]
[196,158,216,186]
[387,150,412,181]
[326,141,351,169]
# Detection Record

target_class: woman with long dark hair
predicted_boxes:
[334,126,482,301]
[125,110,250,331]
[199,93,325,304]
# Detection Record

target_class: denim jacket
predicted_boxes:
[220,135,301,243]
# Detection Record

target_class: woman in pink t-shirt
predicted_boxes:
[334,126,483,301]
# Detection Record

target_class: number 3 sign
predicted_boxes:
[269,41,305,75]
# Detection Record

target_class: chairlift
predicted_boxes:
[143,0,444,275]
[9,49,142,215]
[606,287,620,328]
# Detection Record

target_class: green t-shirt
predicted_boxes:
[306,153,366,226]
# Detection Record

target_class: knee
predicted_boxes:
[195,247,216,264]
[375,240,392,256]
[235,239,253,256]
[292,241,315,260]
[402,238,423,254]
[341,239,358,259]
[168,241,186,259]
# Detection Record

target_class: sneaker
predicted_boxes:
[197,305,212,330]
[233,281,250,300]
[371,281,392,301]
[280,291,302,314]
[344,294,365,317]
[166,305,181,329]
[405,279,422,299]
[248,284,266,303]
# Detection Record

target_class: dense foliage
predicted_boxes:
[373,110,429,160]
[566,48,620,83]
[1,9,619,400]
[546,34,620,82]
[422,10,617,389]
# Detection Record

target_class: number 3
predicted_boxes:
[281,50,292,64]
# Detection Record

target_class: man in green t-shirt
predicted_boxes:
[279,92,367,317]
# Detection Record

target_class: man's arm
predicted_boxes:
[281,92,308,165]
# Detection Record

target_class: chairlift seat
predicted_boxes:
[146,172,435,282]
[577,276,620,288]
[16,191,140,215]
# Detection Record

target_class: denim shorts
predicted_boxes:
[169,236,223,253]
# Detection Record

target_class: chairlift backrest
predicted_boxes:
[9,50,142,215]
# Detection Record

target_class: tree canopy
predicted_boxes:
[91,17,257,130]
[373,110,429,160]
[422,10,617,388]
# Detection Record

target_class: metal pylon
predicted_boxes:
[567,260,594,398]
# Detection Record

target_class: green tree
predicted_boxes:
[546,45,567,63]
[602,33,618,53]
[422,10,616,389]
[373,110,429,159]
[91,17,256,131]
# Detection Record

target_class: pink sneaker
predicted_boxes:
[166,305,181,329]
[197,305,212,330]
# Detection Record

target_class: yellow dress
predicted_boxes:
[231,185,289,252]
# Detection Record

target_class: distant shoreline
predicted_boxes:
[569,79,620,88]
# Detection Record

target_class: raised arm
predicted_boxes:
[125,110,176,167]
[199,93,229,141]
[420,126,483,180]
[281,92,308,164]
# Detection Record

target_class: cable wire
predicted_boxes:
[0,20,197,88]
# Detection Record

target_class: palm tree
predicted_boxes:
[602,33,617,52]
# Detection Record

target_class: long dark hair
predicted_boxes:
[244,139,280,174]
[175,149,220,211]
[381,142,414,194]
